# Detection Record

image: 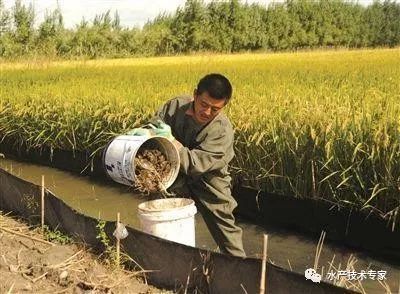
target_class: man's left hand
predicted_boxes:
[151,120,174,140]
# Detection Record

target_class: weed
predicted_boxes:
[96,219,117,266]
[43,225,72,245]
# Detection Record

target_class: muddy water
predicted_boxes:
[1,158,399,294]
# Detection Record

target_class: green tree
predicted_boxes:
[144,13,177,55]
[0,0,10,36]
[181,0,209,51]
[36,8,64,56]
[12,0,35,54]
[207,1,233,51]
[266,3,292,50]
[0,0,14,57]
[379,0,400,46]
[286,0,319,48]
[112,10,121,31]
[1,0,400,59]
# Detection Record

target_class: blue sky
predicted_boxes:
[4,0,378,29]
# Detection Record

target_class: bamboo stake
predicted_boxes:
[116,212,120,268]
[314,231,326,271]
[311,160,316,198]
[184,260,193,294]
[0,226,55,246]
[6,282,15,294]
[397,276,399,294]
[259,234,268,294]
[32,272,48,283]
[41,175,45,232]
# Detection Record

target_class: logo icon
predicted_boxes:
[305,268,321,283]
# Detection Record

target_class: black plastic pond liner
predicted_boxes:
[1,142,399,264]
[0,141,106,177]
[233,186,400,264]
[0,168,360,294]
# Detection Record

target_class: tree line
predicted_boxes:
[0,0,399,59]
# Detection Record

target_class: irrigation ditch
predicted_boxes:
[0,163,360,294]
[1,141,399,264]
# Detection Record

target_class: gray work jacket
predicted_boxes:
[151,96,234,185]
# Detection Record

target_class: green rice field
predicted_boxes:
[1,49,399,226]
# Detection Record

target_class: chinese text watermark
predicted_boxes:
[305,268,387,283]
[326,270,387,281]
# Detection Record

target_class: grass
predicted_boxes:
[43,225,72,245]
[1,48,399,226]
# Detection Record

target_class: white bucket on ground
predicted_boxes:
[138,198,197,247]
[103,135,180,189]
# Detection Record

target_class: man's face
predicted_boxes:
[193,91,227,125]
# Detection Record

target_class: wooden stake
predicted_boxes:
[314,230,326,271]
[397,275,399,294]
[259,234,268,294]
[260,234,268,294]
[6,282,15,294]
[41,175,45,232]
[0,226,55,246]
[116,212,120,268]
[311,160,316,198]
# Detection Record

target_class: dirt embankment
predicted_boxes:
[0,212,168,294]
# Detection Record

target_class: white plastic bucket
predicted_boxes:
[138,198,197,247]
[103,135,180,189]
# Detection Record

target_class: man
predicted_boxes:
[150,73,245,257]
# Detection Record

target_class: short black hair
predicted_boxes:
[196,73,233,102]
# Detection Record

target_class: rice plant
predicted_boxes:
[1,49,399,227]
